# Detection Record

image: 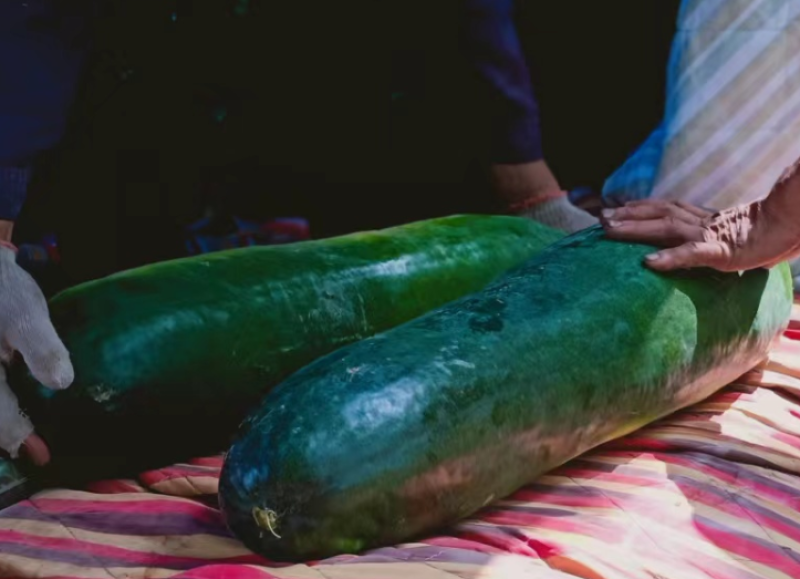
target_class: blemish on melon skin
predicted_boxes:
[469,315,504,334]
[241,468,262,494]
[451,360,475,370]
[612,320,631,337]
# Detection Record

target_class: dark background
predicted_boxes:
[521,2,679,191]
[20,0,680,284]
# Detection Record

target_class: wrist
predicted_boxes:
[0,220,14,243]
[759,158,800,236]
[508,190,568,214]
[0,240,17,253]
[491,161,563,212]
[704,200,797,270]
[754,197,800,263]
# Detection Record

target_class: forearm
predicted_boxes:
[735,157,800,266]
[760,158,800,233]
[709,157,800,263]
[0,222,14,244]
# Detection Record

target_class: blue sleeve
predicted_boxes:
[461,0,543,165]
[0,2,90,220]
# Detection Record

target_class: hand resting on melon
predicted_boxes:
[600,157,800,272]
[0,231,73,466]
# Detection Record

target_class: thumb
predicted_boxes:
[8,314,74,391]
[643,241,734,272]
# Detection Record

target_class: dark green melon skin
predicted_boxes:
[11,215,562,482]
[219,225,793,562]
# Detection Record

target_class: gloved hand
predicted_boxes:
[601,199,800,272]
[0,242,73,465]
[492,162,599,233]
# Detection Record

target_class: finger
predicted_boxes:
[0,366,36,460]
[675,201,714,219]
[603,202,705,225]
[7,313,74,391]
[624,199,688,211]
[624,199,668,208]
[22,433,51,466]
[624,199,714,220]
[644,241,734,272]
[603,215,707,246]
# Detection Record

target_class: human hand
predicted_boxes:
[0,243,73,465]
[492,162,598,233]
[600,199,800,272]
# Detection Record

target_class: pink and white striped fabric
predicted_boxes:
[5,306,800,578]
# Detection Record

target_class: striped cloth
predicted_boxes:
[603,0,800,210]
[5,307,800,578]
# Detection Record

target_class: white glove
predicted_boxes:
[0,244,73,464]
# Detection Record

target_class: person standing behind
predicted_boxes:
[459,0,598,233]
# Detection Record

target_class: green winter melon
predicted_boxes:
[219,225,792,561]
[11,215,562,483]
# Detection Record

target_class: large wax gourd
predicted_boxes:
[11,215,562,482]
[219,225,793,561]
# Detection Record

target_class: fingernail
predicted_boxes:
[645,253,662,261]
[607,220,621,228]
[602,209,615,219]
